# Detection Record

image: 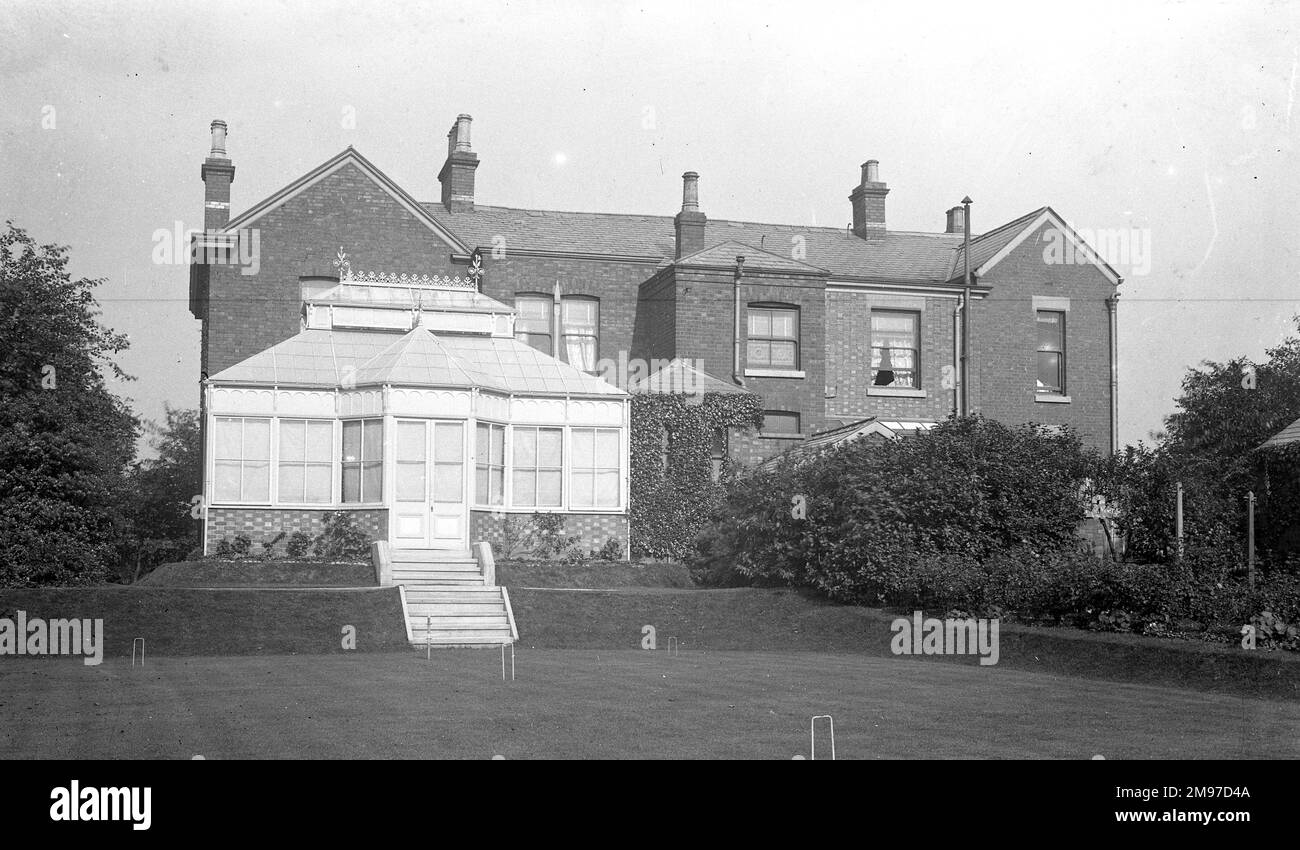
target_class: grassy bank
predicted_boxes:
[138,560,375,587]
[0,586,408,655]
[496,559,693,588]
[509,586,1300,700]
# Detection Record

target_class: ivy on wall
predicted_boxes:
[629,391,764,559]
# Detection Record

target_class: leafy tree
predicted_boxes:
[119,406,202,579]
[1110,318,1300,566]
[0,221,138,586]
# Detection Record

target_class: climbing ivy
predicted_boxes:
[629,392,764,559]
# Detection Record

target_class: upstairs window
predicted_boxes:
[871,310,919,388]
[1036,310,1066,394]
[514,294,552,355]
[747,305,799,369]
[562,297,599,372]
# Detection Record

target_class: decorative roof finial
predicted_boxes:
[333,247,352,279]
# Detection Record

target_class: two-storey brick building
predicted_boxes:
[189,114,1120,555]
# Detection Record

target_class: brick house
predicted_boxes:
[188,114,1120,556]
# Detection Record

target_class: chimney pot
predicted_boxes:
[454,114,473,152]
[209,119,228,159]
[945,205,966,234]
[681,171,700,212]
[674,171,707,258]
[863,160,879,184]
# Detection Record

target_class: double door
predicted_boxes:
[392,419,466,549]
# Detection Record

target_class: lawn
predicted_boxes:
[1,650,1296,759]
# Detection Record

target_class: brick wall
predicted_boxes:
[202,163,464,377]
[205,507,389,555]
[468,510,629,559]
[825,291,958,424]
[671,267,827,434]
[970,220,1117,452]
[632,268,676,362]
[481,253,665,375]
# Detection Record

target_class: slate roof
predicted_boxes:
[674,240,830,274]
[422,203,972,283]
[756,416,940,471]
[627,358,753,399]
[1260,416,1300,450]
[950,207,1049,278]
[208,328,625,396]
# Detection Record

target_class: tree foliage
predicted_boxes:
[118,406,202,578]
[0,221,138,586]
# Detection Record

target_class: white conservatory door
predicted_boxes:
[392,419,467,550]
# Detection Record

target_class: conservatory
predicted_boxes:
[201,258,629,556]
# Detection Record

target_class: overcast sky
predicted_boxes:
[2,0,1297,450]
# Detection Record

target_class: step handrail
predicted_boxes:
[500,586,519,643]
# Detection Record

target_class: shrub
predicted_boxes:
[529,513,581,559]
[310,512,372,562]
[595,537,624,561]
[285,531,313,559]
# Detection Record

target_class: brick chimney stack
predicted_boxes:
[439,114,479,213]
[849,159,888,239]
[201,119,235,231]
[945,205,966,234]
[674,171,707,258]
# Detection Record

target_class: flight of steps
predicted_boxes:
[390,548,517,649]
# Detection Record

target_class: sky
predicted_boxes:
[2,0,1298,451]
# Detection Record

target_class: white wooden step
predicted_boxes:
[410,618,506,631]
[394,572,484,584]
[414,629,514,641]
[407,602,505,615]
[392,563,479,574]
[404,589,501,602]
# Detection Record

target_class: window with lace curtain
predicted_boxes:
[870,310,920,388]
[562,297,598,372]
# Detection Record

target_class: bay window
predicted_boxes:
[278,419,332,503]
[342,419,383,503]
[475,422,506,506]
[571,427,620,508]
[512,426,563,507]
[214,416,271,503]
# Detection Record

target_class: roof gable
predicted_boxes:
[224,148,471,254]
[955,207,1122,285]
